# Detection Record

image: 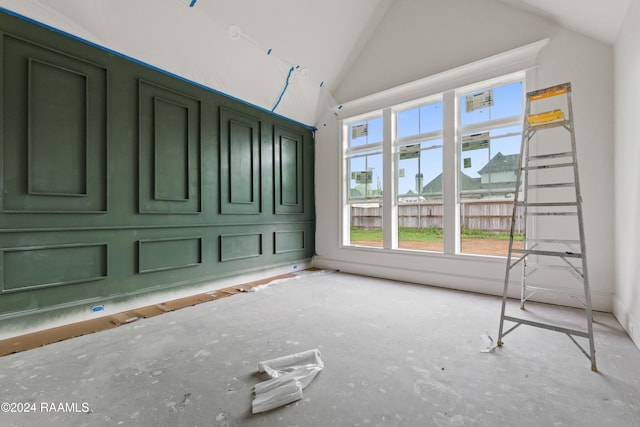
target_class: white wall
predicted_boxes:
[314,0,615,311]
[614,0,640,346]
[333,0,553,103]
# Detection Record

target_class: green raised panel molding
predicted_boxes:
[1,243,107,293]
[138,237,202,273]
[0,11,314,324]
[274,230,305,254]
[138,79,201,214]
[220,233,263,261]
[274,126,303,214]
[219,108,261,214]
[1,33,107,213]
[29,59,87,196]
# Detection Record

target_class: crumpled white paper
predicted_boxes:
[252,348,323,413]
[480,333,497,353]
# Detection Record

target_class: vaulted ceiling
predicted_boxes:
[0,0,630,127]
[499,0,631,45]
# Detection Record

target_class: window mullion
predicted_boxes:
[442,91,459,254]
[382,108,396,249]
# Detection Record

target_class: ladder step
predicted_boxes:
[527,183,575,189]
[527,212,577,216]
[523,162,575,170]
[511,248,582,258]
[502,315,589,339]
[528,119,572,131]
[525,239,581,244]
[528,83,570,101]
[524,285,584,296]
[527,109,564,124]
[528,152,573,161]
[524,266,583,279]
[515,202,577,207]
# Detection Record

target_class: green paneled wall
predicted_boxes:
[0,12,315,322]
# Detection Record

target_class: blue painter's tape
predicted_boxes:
[189,0,197,7]
[272,66,295,113]
[92,305,104,313]
[267,48,272,55]
[0,7,315,130]
[338,105,343,110]
[320,81,324,87]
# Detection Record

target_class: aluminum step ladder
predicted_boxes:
[497,82,597,371]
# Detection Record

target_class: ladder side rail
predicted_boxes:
[566,86,597,371]
[498,92,531,347]
[521,128,533,309]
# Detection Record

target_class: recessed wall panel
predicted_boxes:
[280,136,299,206]
[138,237,202,273]
[2,34,107,212]
[220,108,261,214]
[139,80,201,214]
[274,126,303,214]
[29,59,87,196]
[1,243,107,293]
[230,121,254,203]
[154,98,190,201]
[220,233,262,261]
[274,230,305,254]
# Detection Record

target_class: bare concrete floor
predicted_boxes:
[1,270,639,426]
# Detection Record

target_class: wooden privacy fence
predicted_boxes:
[351,201,524,232]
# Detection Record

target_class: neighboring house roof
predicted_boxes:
[422,172,481,193]
[350,184,382,198]
[477,152,520,175]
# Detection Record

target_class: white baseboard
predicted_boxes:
[313,255,613,313]
[613,297,640,351]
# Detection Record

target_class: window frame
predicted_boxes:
[341,71,527,256]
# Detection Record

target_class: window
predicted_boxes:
[458,81,524,256]
[347,116,384,247]
[396,101,444,251]
[342,72,526,257]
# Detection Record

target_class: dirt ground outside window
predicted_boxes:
[351,238,523,257]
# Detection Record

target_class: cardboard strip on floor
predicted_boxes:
[0,272,299,357]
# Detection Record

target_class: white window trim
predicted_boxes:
[336,39,547,120]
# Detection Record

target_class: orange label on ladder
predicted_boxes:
[530,87,568,101]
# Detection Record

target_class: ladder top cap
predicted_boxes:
[528,82,571,100]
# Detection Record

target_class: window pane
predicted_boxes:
[348,151,383,200]
[459,201,523,256]
[460,81,523,126]
[397,142,442,202]
[397,108,419,138]
[459,125,523,256]
[397,141,443,252]
[492,82,523,120]
[420,102,443,134]
[347,114,383,248]
[397,102,443,139]
[350,201,383,248]
[459,126,522,201]
[349,117,383,148]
